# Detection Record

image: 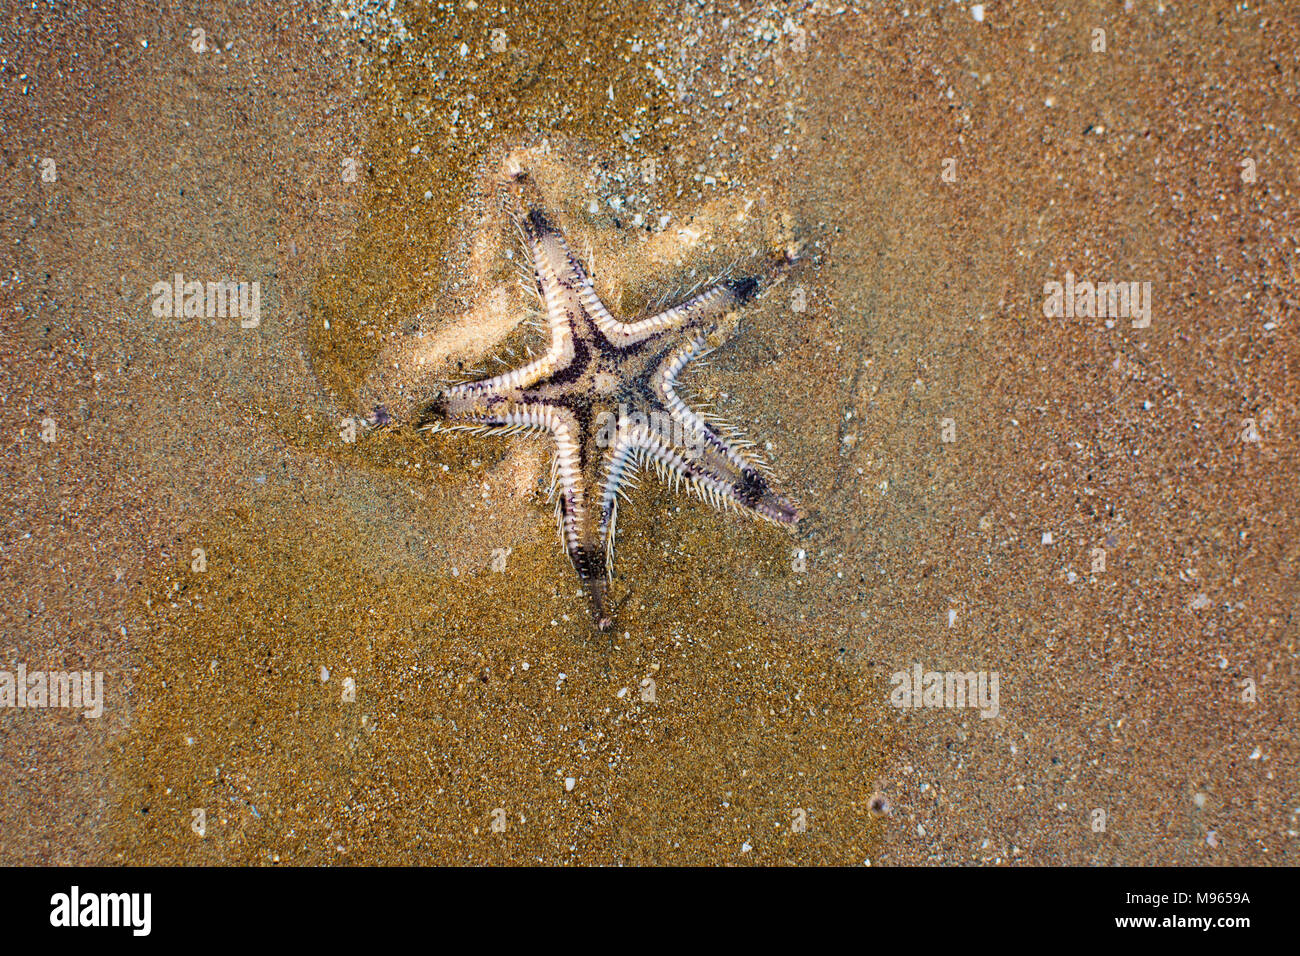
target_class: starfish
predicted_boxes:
[373,165,799,631]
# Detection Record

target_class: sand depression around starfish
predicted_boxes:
[363,161,800,632]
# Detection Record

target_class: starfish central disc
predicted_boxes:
[591,369,621,396]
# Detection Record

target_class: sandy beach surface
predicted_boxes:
[1,0,1295,865]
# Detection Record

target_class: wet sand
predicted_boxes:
[1,1,1295,864]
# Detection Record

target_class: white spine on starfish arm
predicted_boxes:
[530,235,580,327]
[621,424,796,527]
[423,400,551,441]
[438,303,573,400]
[653,333,764,476]
[598,429,644,566]
[606,497,619,571]
[548,418,587,561]
[625,283,737,341]
[563,249,624,337]
[511,168,761,351]
[538,230,670,351]
[442,358,548,399]
[577,260,743,349]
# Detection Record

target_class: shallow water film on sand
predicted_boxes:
[1,1,1296,874]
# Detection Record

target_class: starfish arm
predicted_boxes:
[511,170,761,351]
[650,331,768,477]
[430,340,570,413]
[597,426,648,571]
[627,421,798,527]
[607,275,762,347]
[511,169,791,353]
[550,419,612,632]
[415,393,564,436]
[509,172,625,342]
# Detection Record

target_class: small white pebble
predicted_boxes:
[320,665,330,682]
[564,777,576,792]
[971,4,985,21]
